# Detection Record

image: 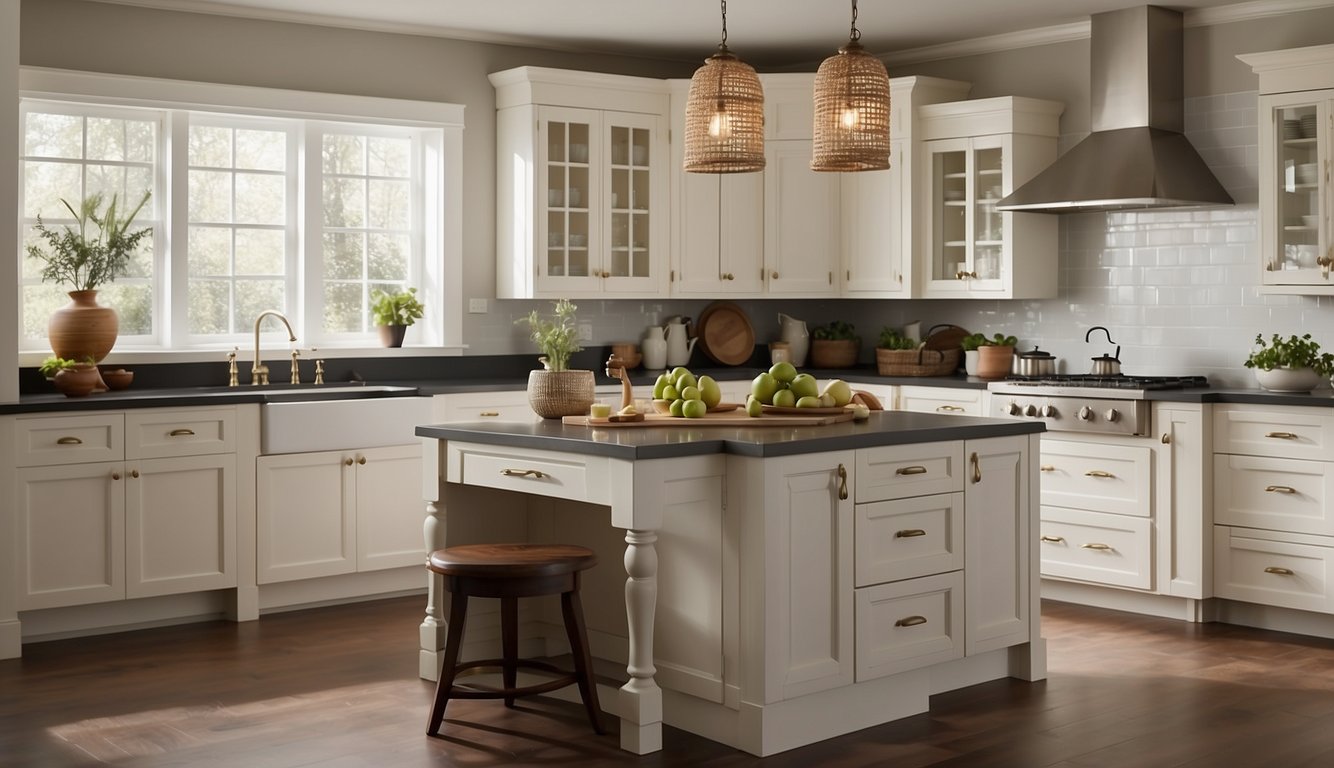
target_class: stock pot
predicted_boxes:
[1014,347,1057,376]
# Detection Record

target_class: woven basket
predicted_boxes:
[876,347,961,377]
[809,339,859,368]
[527,369,595,419]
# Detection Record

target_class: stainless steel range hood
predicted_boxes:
[996,5,1233,212]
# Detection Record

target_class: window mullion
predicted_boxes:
[166,110,190,350]
[301,122,321,345]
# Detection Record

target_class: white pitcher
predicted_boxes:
[664,319,697,368]
[642,325,668,370]
[777,313,809,366]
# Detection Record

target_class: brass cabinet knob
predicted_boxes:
[357,456,367,465]
[771,270,779,279]
[130,469,140,479]
[344,458,354,466]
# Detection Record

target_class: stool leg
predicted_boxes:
[501,596,519,708]
[426,591,469,736]
[561,583,604,735]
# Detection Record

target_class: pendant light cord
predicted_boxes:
[849,0,861,43]
[719,0,729,51]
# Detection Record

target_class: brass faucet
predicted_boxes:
[252,310,297,386]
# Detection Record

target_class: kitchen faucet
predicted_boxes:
[252,310,297,385]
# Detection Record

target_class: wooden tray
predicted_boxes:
[695,301,755,366]
[563,409,854,428]
[761,404,850,416]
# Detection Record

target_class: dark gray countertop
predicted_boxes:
[416,410,1046,460]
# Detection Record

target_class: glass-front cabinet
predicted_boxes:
[1256,93,1331,290]
[492,67,669,298]
[917,97,1061,299]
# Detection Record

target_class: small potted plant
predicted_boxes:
[1245,333,1334,393]
[517,298,594,418]
[370,286,425,348]
[39,355,100,397]
[809,320,860,368]
[973,332,1018,379]
[27,191,152,365]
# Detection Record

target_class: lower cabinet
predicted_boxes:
[257,444,423,584]
[895,385,986,416]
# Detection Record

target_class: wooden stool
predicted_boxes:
[425,543,604,736]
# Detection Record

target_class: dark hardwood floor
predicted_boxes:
[4,597,1334,767]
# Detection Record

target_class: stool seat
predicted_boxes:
[425,543,604,738]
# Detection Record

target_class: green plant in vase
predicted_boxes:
[1245,333,1334,392]
[518,299,593,417]
[370,286,425,348]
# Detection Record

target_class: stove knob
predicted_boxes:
[1104,408,1121,423]
[1024,404,1039,417]
[1042,404,1058,418]
[1077,406,1094,422]
[1005,401,1021,416]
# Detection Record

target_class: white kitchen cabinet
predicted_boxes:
[764,139,840,296]
[965,434,1031,655]
[433,389,540,424]
[11,408,239,611]
[256,444,423,584]
[895,385,985,416]
[918,97,1062,299]
[492,67,670,298]
[842,77,972,298]
[1240,45,1334,293]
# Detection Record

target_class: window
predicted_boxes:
[18,70,464,355]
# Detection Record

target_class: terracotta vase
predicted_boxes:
[48,290,119,363]
[975,345,1015,380]
[52,365,101,398]
[377,324,407,348]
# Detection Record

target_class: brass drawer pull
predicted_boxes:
[970,452,981,484]
[1040,535,1065,543]
[895,465,928,476]
[1265,485,1297,494]
[837,464,849,500]
[935,405,965,413]
[1266,431,1298,440]
[501,469,548,479]
[1040,465,1055,472]
[479,411,500,417]
[1264,566,1295,575]
[168,428,196,437]
[894,615,928,628]
[1081,542,1113,551]
[56,436,83,445]
[895,529,927,538]
[1084,470,1116,478]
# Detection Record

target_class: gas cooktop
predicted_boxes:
[996,374,1210,391]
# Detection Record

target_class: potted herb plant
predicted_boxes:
[1245,333,1334,393]
[973,332,1018,380]
[809,320,860,368]
[27,191,152,366]
[38,355,99,397]
[517,298,594,418]
[370,286,425,348]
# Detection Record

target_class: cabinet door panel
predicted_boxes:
[965,435,1030,655]
[764,140,838,296]
[855,570,963,681]
[126,454,237,598]
[355,444,428,571]
[14,412,123,467]
[16,462,125,610]
[1039,506,1152,590]
[841,141,906,296]
[126,407,235,459]
[855,492,964,586]
[257,452,356,583]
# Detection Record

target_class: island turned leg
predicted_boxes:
[419,498,448,681]
[620,528,663,754]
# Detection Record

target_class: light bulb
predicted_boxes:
[840,106,860,130]
[708,109,732,140]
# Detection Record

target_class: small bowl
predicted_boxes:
[101,368,134,390]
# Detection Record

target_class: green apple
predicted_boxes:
[652,374,671,400]
[662,383,680,401]
[772,388,796,408]
[670,366,692,381]
[745,395,763,417]
[819,393,836,408]
[769,361,798,384]
[751,372,779,404]
[820,378,853,406]
[681,398,708,418]
[674,371,697,391]
[789,373,819,400]
[669,398,685,417]
[681,385,701,402]
[697,375,722,408]
[796,395,823,408]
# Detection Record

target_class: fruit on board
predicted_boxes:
[769,361,798,384]
[669,398,685,417]
[674,370,697,391]
[751,372,779,404]
[652,374,670,399]
[789,373,819,400]
[681,398,708,418]
[772,388,796,408]
[796,395,822,408]
[697,375,722,408]
[662,383,680,401]
[821,378,853,407]
[745,395,763,417]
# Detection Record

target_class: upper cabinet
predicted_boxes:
[491,67,670,299]
[1240,45,1334,294]
[917,97,1062,299]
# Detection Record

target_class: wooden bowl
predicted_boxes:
[651,399,672,414]
[101,368,134,390]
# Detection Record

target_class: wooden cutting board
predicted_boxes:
[563,409,855,428]
[696,301,755,366]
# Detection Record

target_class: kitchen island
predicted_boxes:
[417,410,1045,756]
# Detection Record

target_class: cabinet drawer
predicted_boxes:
[855,492,963,586]
[856,441,964,502]
[1038,506,1152,589]
[1214,526,1333,613]
[1214,405,1334,461]
[13,413,123,467]
[1039,439,1152,517]
[855,571,963,681]
[896,386,983,416]
[1213,454,1334,536]
[126,407,236,459]
[434,391,538,423]
[448,441,593,504]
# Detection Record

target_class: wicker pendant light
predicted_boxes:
[684,0,765,173]
[812,0,891,172]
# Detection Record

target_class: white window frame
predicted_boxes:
[18,67,465,363]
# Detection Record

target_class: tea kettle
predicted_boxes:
[1085,326,1122,376]
[664,317,697,368]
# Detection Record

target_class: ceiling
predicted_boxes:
[89,0,1283,67]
